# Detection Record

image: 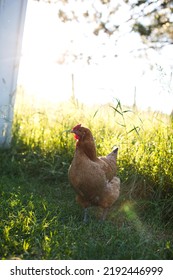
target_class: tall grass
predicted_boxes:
[0,92,173,260]
[10,95,173,222]
[12,95,173,196]
[11,96,173,195]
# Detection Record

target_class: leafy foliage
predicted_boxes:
[35,0,173,51]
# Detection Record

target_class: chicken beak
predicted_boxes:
[71,129,80,140]
[71,128,79,135]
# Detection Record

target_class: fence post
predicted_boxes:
[0,0,28,148]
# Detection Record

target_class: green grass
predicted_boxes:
[0,94,173,260]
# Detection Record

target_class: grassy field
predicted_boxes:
[0,94,173,260]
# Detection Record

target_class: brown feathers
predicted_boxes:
[68,125,120,221]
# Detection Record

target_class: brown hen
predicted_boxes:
[68,124,120,221]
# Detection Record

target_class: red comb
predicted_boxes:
[73,124,81,130]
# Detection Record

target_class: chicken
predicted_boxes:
[68,124,120,222]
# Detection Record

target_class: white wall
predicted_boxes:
[0,0,28,147]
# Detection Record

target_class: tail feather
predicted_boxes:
[107,147,118,158]
[113,147,118,154]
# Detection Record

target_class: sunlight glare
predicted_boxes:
[122,202,146,236]
[17,0,173,113]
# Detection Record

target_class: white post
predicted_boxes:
[0,0,28,148]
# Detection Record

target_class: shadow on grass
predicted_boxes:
[0,151,173,260]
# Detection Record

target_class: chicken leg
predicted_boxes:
[83,208,88,223]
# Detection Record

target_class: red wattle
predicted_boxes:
[74,134,79,140]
